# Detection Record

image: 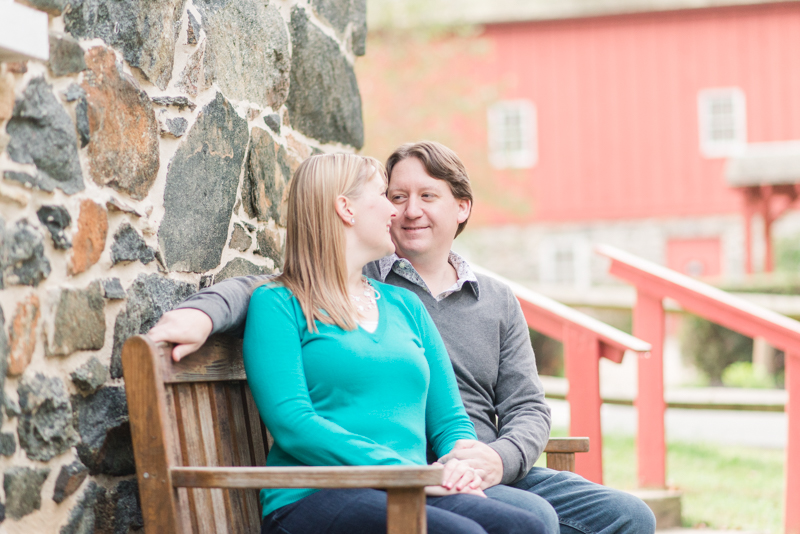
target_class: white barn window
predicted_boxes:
[488,100,537,169]
[697,87,747,158]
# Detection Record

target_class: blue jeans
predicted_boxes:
[261,488,548,534]
[484,467,656,534]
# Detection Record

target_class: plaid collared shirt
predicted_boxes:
[377,251,479,301]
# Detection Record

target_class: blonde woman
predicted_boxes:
[243,154,546,534]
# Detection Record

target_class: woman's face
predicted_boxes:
[349,172,398,261]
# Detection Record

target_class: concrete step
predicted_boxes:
[627,489,682,530]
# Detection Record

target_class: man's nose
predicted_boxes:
[405,197,422,218]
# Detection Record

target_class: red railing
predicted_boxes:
[596,244,800,534]
[472,265,652,483]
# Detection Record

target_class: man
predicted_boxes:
[149,141,656,534]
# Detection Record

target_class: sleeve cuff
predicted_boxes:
[174,300,225,335]
[488,439,526,485]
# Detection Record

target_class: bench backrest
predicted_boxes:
[124,335,269,534]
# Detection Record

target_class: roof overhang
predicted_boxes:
[725,141,800,187]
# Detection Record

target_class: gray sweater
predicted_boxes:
[176,262,551,485]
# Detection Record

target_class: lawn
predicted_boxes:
[539,432,784,532]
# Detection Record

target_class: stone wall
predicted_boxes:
[0,0,366,531]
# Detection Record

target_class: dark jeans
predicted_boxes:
[261,488,548,534]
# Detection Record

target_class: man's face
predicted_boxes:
[387,157,471,262]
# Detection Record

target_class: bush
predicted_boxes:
[530,329,563,377]
[680,315,753,386]
[721,362,775,389]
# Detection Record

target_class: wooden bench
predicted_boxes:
[122,334,590,534]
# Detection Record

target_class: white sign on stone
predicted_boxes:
[0,1,49,62]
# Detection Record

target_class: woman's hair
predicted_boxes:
[273,153,387,332]
[385,140,473,237]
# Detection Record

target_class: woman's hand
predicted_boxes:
[425,459,486,498]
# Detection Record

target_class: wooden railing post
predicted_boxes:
[786,350,800,534]
[563,326,603,484]
[632,290,666,489]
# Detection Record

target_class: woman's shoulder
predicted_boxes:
[250,282,295,308]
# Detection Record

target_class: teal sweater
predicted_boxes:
[242,280,477,517]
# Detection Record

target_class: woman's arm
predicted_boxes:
[243,286,415,468]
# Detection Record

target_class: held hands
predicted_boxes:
[147,308,213,362]
[425,458,486,498]
[437,440,504,490]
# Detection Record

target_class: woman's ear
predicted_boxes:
[456,198,471,224]
[335,195,353,225]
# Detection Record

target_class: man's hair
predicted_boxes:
[385,141,473,237]
[269,153,387,332]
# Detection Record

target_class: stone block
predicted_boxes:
[75,96,89,148]
[286,7,364,148]
[37,205,72,249]
[1,219,51,287]
[50,282,106,357]
[63,84,85,102]
[0,305,7,419]
[187,10,200,45]
[94,479,143,534]
[0,72,14,122]
[4,77,84,194]
[163,116,188,137]
[110,223,154,266]
[71,357,108,396]
[628,489,682,530]
[195,0,290,109]
[177,45,204,97]
[229,223,252,252]
[158,92,248,272]
[101,278,125,300]
[69,200,108,276]
[18,373,78,461]
[0,433,15,456]
[216,257,270,282]
[20,0,68,15]
[110,273,196,378]
[256,228,283,267]
[82,47,160,200]
[72,386,134,476]
[8,294,40,376]
[264,113,281,134]
[242,127,289,224]
[311,0,367,56]
[48,33,87,77]
[65,0,185,90]
[3,466,50,519]
[60,482,98,534]
[4,396,20,418]
[53,460,89,504]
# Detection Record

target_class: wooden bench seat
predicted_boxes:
[122,334,589,534]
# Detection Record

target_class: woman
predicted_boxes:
[243,154,546,534]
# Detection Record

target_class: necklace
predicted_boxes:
[350,277,380,313]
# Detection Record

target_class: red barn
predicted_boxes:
[359,0,800,290]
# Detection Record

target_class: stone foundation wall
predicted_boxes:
[0,1,366,531]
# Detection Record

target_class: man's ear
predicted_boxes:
[335,195,353,225]
[456,198,471,224]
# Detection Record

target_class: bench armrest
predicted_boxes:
[171,465,444,489]
[544,437,590,454]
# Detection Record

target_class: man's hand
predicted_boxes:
[147,308,213,362]
[438,440,504,490]
[425,459,485,498]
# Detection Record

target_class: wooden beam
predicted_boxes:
[171,465,444,489]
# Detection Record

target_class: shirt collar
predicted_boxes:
[377,251,480,300]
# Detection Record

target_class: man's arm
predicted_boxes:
[148,274,272,361]
[487,287,552,484]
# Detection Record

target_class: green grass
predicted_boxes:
[600,434,784,532]
[535,431,784,531]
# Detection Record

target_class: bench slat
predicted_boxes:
[195,384,230,534]
[227,383,263,531]
[176,384,217,534]
[171,465,445,489]
[165,385,193,534]
[211,383,250,534]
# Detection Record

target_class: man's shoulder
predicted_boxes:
[473,272,515,301]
